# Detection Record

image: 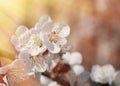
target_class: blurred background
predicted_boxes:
[0,0,120,70]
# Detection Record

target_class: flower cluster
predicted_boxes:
[0,15,120,86]
[11,15,70,72]
[11,15,70,55]
[0,15,72,86]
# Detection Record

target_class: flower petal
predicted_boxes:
[18,52,33,71]
[11,59,27,69]
[15,26,28,36]
[35,15,53,32]
[53,24,70,37]
[39,15,52,24]
[48,81,61,86]
[35,22,53,33]
[11,35,19,46]
[40,75,52,86]
[90,65,103,83]
[42,33,61,53]
[31,57,48,72]
[72,65,84,75]
[47,43,61,54]
[28,45,47,56]
[69,52,83,65]
[0,65,11,74]
[62,52,71,63]
[56,38,67,46]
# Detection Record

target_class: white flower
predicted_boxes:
[35,15,70,53]
[0,59,29,86]
[11,25,47,56]
[72,65,84,75]
[62,52,82,66]
[11,26,30,51]
[26,32,47,56]
[90,64,116,85]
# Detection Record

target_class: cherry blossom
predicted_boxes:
[11,26,47,56]
[0,59,29,86]
[35,15,70,53]
[90,64,116,85]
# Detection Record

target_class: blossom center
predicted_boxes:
[49,32,59,43]
[34,38,42,47]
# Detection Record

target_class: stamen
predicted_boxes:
[49,32,59,43]
[34,38,42,47]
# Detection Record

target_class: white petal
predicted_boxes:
[69,52,83,66]
[18,52,33,71]
[40,75,52,86]
[90,65,112,84]
[102,64,115,84]
[72,65,84,75]
[15,26,28,36]
[0,65,10,74]
[39,15,52,24]
[35,15,53,32]
[31,57,48,72]
[48,81,61,86]
[102,64,115,75]
[28,45,47,56]
[90,65,103,82]
[42,33,61,53]
[35,22,53,33]
[3,76,8,86]
[56,38,67,46]
[49,60,58,72]
[53,24,70,37]
[11,59,27,69]
[42,22,53,32]
[62,52,71,63]
[47,43,61,54]
[34,22,41,32]
[18,52,30,59]
[0,83,6,86]
[11,35,19,46]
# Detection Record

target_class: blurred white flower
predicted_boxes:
[36,15,70,53]
[90,64,116,85]
[40,75,52,86]
[48,81,61,86]
[11,26,31,51]
[40,75,61,86]
[62,52,84,75]
[112,71,120,86]
[72,65,84,76]
[0,83,6,86]
[0,59,29,86]
[11,25,47,56]
[62,52,82,66]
